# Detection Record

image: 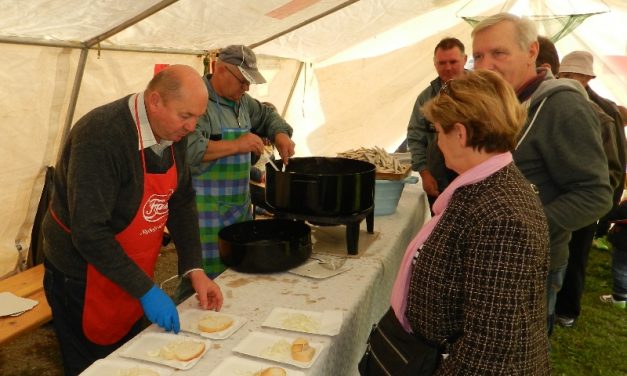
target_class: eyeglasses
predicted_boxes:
[224,65,250,87]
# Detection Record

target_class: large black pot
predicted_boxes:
[265,157,376,217]
[218,219,312,273]
[250,181,273,213]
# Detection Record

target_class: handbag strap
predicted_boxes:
[412,326,463,353]
[436,330,463,356]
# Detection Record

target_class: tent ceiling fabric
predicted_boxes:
[0,0,158,45]
[105,0,448,62]
[0,0,451,62]
[458,0,611,42]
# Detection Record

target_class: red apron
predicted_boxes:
[53,95,177,345]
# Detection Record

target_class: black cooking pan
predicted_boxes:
[249,181,274,214]
[265,157,376,217]
[218,219,312,273]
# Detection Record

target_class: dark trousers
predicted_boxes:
[43,259,145,375]
[555,223,597,319]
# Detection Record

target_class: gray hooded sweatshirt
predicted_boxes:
[515,70,612,269]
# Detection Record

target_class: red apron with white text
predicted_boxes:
[82,96,177,345]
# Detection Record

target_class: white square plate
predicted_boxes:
[232,331,325,369]
[208,356,306,376]
[262,307,343,336]
[119,332,210,370]
[179,309,247,339]
[80,358,173,376]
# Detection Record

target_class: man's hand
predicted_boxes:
[274,133,295,165]
[419,170,440,198]
[235,132,265,155]
[189,270,224,311]
[139,285,180,333]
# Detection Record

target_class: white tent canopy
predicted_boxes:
[1,0,626,275]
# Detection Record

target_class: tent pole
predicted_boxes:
[0,1,179,51]
[282,62,305,119]
[0,36,82,49]
[57,0,181,152]
[250,0,360,48]
[0,36,203,56]
[57,48,89,155]
[90,45,204,56]
[84,0,179,48]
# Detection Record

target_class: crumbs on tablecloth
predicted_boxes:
[280,278,300,284]
[306,297,326,304]
[225,278,251,288]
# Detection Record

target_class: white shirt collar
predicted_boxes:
[128,92,173,154]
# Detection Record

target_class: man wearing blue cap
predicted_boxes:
[178,45,295,299]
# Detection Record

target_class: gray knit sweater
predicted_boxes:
[43,95,202,299]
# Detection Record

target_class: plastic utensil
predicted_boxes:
[310,255,346,271]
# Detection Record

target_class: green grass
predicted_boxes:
[550,247,627,375]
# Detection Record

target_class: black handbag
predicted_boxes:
[358,308,460,376]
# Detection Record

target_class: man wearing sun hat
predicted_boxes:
[556,50,627,323]
[559,51,624,155]
[178,45,295,300]
[560,51,626,247]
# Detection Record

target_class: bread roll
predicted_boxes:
[256,366,287,376]
[170,340,206,361]
[291,337,308,353]
[198,313,234,333]
[290,337,316,362]
[292,345,315,362]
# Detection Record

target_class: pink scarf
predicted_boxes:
[390,152,513,332]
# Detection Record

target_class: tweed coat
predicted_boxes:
[406,163,551,375]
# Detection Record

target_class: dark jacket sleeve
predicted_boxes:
[532,91,613,232]
[594,103,623,194]
[57,112,155,298]
[407,84,437,172]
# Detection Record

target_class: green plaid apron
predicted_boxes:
[192,100,252,278]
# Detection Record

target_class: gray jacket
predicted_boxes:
[515,71,613,269]
[186,74,293,175]
[406,77,453,191]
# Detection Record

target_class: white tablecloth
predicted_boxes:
[106,184,430,375]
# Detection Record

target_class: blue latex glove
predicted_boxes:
[139,285,180,333]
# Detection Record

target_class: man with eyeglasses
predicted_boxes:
[180,45,295,301]
[405,37,467,210]
[472,13,612,336]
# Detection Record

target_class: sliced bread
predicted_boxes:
[170,340,206,361]
[198,313,234,333]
